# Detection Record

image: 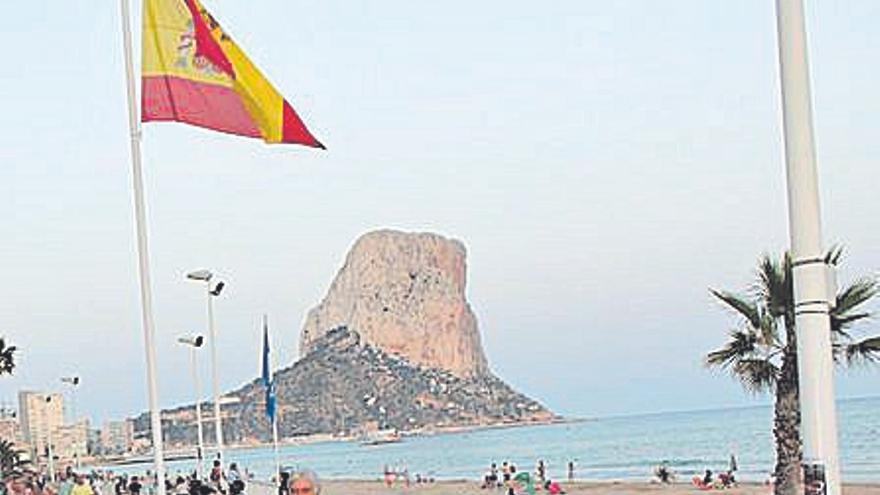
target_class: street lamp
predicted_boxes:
[44,395,56,483]
[186,269,226,460]
[177,335,206,479]
[60,376,81,468]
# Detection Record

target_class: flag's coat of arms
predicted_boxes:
[142,0,323,147]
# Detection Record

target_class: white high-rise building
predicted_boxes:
[18,391,64,462]
[100,420,134,455]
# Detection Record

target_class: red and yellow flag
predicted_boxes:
[142,0,324,148]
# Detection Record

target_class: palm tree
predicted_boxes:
[706,249,879,495]
[0,338,16,376]
[0,439,27,477]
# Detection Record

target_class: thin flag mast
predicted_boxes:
[775,1,841,494]
[117,0,323,492]
[118,1,168,494]
[262,314,282,484]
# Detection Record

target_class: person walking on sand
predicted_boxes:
[567,461,574,482]
[536,460,546,484]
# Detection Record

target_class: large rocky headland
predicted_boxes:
[134,230,555,446]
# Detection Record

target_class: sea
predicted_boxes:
[122,396,880,483]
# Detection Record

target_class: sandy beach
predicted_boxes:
[246,480,880,495]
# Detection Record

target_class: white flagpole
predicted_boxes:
[775,1,841,495]
[119,1,167,495]
[209,288,225,461]
[266,314,281,484]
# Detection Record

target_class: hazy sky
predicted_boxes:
[1,1,878,424]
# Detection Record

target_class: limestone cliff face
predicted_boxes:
[300,230,489,378]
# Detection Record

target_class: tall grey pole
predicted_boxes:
[119,1,167,494]
[191,347,206,478]
[73,385,79,469]
[45,396,56,483]
[774,1,841,494]
[208,286,224,459]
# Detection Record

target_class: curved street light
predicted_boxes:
[186,269,226,460]
[178,334,206,478]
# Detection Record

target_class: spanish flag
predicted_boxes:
[142,0,324,148]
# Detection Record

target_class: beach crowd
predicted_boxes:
[480,460,571,495]
[2,452,748,495]
[1,460,320,495]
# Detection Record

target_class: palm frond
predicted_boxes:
[832,277,878,333]
[732,358,778,393]
[711,289,761,329]
[844,336,880,365]
[706,329,759,369]
[825,245,844,267]
[831,313,870,339]
[0,341,15,376]
[757,310,781,349]
[755,253,791,319]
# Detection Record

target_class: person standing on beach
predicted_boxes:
[506,465,517,495]
[277,472,290,495]
[127,477,141,495]
[382,465,394,488]
[226,465,240,485]
[567,461,574,482]
[209,461,225,494]
[113,477,125,495]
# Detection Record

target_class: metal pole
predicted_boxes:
[774,1,841,494]
[73,386,81,469]
[191,347,206,479]
[119,1,167,494]
[272,413,280,484]
[46,428,55,483]
[208,286,224,459]
[66,383,80,469]
[45,397,56,483]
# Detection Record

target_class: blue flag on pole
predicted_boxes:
[266,380,277,422]
[262,316,276,421]
[262,317,271,387]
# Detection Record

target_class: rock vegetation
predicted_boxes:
[135,327,553,445]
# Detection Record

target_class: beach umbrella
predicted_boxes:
[514,472,536,495]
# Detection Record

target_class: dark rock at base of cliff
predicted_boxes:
[133,327,554,445]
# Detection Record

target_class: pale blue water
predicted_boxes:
[127,397,880,483]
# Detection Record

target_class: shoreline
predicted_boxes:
[97,417,576,466]
[247,480,880,495]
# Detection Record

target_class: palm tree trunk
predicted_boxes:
[773,328,802,495]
